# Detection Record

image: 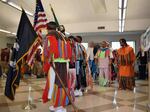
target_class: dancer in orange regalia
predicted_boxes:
[117,38,136,90]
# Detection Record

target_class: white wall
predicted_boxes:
[0,36,15,49]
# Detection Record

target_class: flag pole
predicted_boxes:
[22,60,37,110]
[52,64,78,112]
[49,4,60,26]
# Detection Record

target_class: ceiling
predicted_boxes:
[0,0,150,37]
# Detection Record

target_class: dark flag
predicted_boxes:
[50,4,60,27]
[5,9,38,100]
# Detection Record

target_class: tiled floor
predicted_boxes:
[0,77,149,112]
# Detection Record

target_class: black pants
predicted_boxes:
[0,65,2,77]
[76,75,81,90]
[139,65,147,79]
[76,60,87,90]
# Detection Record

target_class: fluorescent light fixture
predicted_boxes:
[119,9,122,20]
[11,32,16,35]
[119,20,122,27]
[122,8,126,19]
[123,0,128,8]
[8,1,22,10]
[122,26,124,32]
[1,0,7,2]
[0,28,16,35]
[25,10,33,16]
[122,20,125,27]
[119,0,128,8]
[119,0,122,8]
[0,29,11,34]
[119,26,122,32]
[8,1,33,16]
[118,0,128,32]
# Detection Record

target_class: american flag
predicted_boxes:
[26,0,47,66]
[34,0,48,38]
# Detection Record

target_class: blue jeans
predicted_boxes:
[89,60,97,79]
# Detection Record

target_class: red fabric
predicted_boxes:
[42,78,49,103]
[54,88,60,107]
[47,35,59,58]
[62,94,67,107]
[43,62,50,73]
[67,41,72,60]
[105,49,110,57]
[1,48,10,62]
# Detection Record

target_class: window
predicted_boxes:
[111,41,135,52]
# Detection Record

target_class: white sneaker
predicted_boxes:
[74,90,79,97]
[79,90,83,96]
[61,108,67,112]
[55,106,67,112]
[49,106,55,111]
